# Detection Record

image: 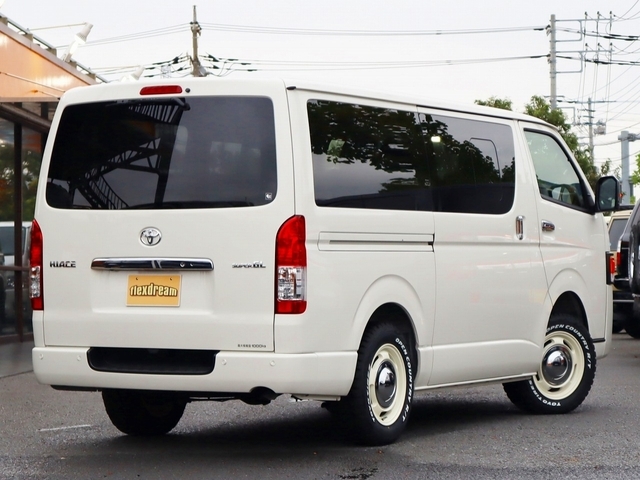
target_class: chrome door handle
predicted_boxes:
[516,215,524,240]
[541,220,555,232]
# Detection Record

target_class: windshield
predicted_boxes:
[47,96,277,210]
[609,218,628,251]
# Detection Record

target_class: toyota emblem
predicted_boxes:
[140,227,162,246]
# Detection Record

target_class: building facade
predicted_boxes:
[0,14,100,343]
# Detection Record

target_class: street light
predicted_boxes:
[61,23,93,62]
[120,66,145,82]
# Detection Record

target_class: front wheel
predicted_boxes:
[625,299,640,339]
[344,322,415,445]
[503,316,595,414]
[102,389,187,436]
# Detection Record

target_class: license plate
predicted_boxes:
[127,275,181,307]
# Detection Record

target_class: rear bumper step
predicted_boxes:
[33,347,357,396]
[88,347,217,375]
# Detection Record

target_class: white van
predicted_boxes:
[30,77,619,445]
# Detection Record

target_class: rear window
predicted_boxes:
[609,217,629,250]
[46,96,277,210]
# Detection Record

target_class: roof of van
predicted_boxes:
[62,74,552,128]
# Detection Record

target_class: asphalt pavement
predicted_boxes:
[4,334,640,479]
[0,340,33,378]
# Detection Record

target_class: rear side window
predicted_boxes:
[307,100,515,214]
[420,113,515,214]
[308,101,431,211]
[47,96,277,210]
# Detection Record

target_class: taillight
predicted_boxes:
[275,215,307,314]
[607,251,616,286]
[30,219,43,310]
[139,85,183,95]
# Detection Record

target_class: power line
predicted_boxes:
[199,23,545,36]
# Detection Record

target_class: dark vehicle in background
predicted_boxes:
[0,239,4,330]
[614,202,640,338]
[0,222,31,326]
[609,206,634,334]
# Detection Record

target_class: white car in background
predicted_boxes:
[0,221,31,323]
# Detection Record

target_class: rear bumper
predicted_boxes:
[32,347,357,396]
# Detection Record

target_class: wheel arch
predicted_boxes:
[550,291,588,329]
[351,275,430,356]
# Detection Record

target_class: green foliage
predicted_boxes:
[630,153,640,186]
[524,95,598,187]
[474,97,513,111]
[0,144,41,222]
[476,95,601,188]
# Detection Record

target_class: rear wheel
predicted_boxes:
[344,322,415,445]
[503,315,595,414]
[102,389,187,436]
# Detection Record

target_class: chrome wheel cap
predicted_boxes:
[541,345,572,386]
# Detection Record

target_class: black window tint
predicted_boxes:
[420,114,515,214]
[47,97,277,209]
[307,100,515,214]
[308,101,432,211]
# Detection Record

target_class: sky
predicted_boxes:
[2,0,640,171]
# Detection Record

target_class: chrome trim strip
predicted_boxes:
[91,258,214,271]
[318,232,434,252]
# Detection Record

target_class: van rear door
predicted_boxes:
[37,81,294,352]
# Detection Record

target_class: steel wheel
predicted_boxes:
[503,316,595,414]
[344,321,415,445]
[367,343,408,426]
[533,329,584,401]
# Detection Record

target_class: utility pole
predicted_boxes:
[547,13,612,112]
[619,131,639,201]
[588,97,594,160]
[556,97,608,161]
[190,5,203,77]
[549,14,557,110]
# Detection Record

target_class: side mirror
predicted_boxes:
[595,176,620,212]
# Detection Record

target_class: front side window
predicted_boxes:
[47,96,277,210]
[525,130,586,209]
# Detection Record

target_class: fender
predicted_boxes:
[350,274,434,387]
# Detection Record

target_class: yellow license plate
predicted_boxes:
[127,275,181,307]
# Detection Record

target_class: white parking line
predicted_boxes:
[38,424,92,432]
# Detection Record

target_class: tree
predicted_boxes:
[524,96,598,187]
[475,95,600,188]
[475,97,513,111]
[630,153,640,186]
[0,144,41,222]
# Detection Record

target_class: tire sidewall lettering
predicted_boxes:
[528,321,594,410]
[364,335,414,426]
